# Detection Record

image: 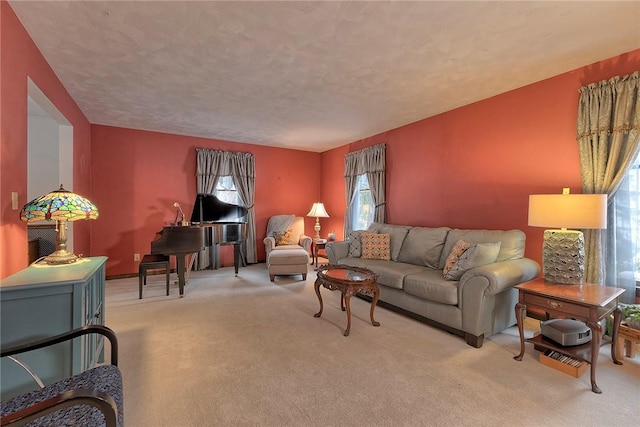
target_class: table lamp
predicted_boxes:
[307,202,329,241]
[528,188,607,284]
[20,185,99,264]
[172,202,189,226]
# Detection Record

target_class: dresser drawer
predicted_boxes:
[523,293,590,318]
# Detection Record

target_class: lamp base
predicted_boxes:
[314,218,321,241]
[44,249,78,265]
[542,229,584,285]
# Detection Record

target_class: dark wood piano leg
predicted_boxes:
[176,255,186,297]
[233,243,240,276]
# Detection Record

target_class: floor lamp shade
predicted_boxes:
[528,193,607,284]
[20,185,99,265]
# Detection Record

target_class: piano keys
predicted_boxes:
[151,225,204,297]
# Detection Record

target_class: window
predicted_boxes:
[351,174,374,230]
[606,154,640,304]
[628,157,640,283]
[214,176,243,206]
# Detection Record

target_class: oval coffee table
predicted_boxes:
[314,264,380,336]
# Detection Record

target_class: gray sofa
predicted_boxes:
[326,223,540,347]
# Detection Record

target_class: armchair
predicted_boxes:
[1,325,123,427]
[263,215,312,258]
[263,215,312,281]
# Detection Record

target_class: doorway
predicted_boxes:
[27,78,74,258]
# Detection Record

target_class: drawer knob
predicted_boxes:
[548,301,562,309]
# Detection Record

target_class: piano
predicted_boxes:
[150,195,248,296]
[150,226,203,297]
[190,194,248,275]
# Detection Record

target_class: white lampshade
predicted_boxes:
[528,194,607,229]
[528,192,607,285]
[307,202,329,218]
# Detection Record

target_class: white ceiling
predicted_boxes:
[9,1,640,153]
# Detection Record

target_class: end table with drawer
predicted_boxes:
[513,278,624,394]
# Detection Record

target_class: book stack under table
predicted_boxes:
[540,349,588,377]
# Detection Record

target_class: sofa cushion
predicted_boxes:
[444,242,502,280]
[361,232,391,260]
[397,226,450,268]
[442,240,471,277]
[404,270,459,305]
[347,230,364,257]
[368,223,411,261]
[438,229,526,269]
[274,229,294,246]
[335,258,424,289]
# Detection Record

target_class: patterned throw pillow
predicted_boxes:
[444,242,501,280]
[442,240,471,277]
[274,229,294,246]
[361,232,391,260]
[347,230,364,257]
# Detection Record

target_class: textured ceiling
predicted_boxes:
[9,1,640,153]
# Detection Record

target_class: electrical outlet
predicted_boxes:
[134,253,140,261]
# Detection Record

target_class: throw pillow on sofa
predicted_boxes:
[274,229,294,246]
[444,242,502,280]
[361,232,391,260]
[443,240,471,277]
[347,230,365,257]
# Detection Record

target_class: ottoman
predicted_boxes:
[268,245,309,282]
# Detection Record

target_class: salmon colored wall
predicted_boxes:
[321,50,640,267]
[91,125,321,276]
[0,2,92,279]
[3,0,637,279]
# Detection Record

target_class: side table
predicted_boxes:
[312,239,327,267]
[513,278,624,394]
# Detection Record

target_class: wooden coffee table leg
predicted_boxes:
[370,286,380,327]
[313,278,324,318]
[343,292,352,336]
[340,293,345,311]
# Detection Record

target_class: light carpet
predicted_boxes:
[105,264,639,426]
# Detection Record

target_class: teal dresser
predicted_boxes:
[0,256,107,400]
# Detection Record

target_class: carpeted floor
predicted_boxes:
[105,263,639,426]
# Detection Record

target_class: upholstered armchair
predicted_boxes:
[1,325,123,427]
[263,215,312,259]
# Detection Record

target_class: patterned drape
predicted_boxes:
[196,149,257,267]
[344,143,386,235]
[577,71,640,297]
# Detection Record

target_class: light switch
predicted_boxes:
[11,192,18,210]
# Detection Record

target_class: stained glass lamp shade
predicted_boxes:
[20,185,99,264]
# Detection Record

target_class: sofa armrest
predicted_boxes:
[299,234,312,254]
[460,258,540,297]
[326,241,350,264]
[264,236,276,258]
[458,258,540,339]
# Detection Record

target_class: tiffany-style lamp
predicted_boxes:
[20,185,99,265]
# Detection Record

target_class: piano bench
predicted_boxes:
[267,246,309,282]
[139,254,171,299]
